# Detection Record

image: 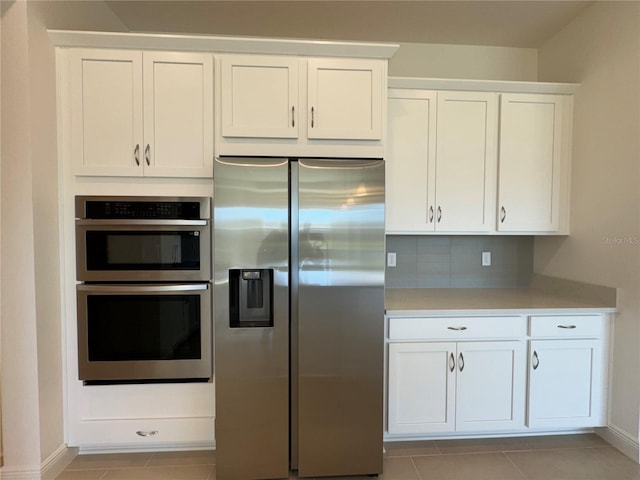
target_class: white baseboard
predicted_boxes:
[0,445,78,480]
[596,425,639,463]
[41,445,78,480]
[0,466,41,480]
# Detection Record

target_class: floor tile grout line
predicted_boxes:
[501,451,530,480]
[409,455,424,480]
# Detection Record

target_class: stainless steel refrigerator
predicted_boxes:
[214,157,385,479]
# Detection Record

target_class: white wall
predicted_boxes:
[1,1,43,473]
[0,0,127,474]
[535,1,640,456]
[389,42,537,81]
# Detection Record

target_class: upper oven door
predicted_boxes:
[76,220,211,282]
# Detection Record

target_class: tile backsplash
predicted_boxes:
[386,236,534,288]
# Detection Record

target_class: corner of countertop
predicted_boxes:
[528,274,617,309]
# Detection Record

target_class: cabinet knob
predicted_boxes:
[144,144,151,166]
[292,106,295,128]
[136,430,158,437]
[532,350,540,370]
[557,324,577,329]
[447,326,467,331]
[428,205,434,223]
[449,352,455,372]
[500,206,507,223]
[437,206,442,223]
[311,106,315,128]
[458,352,465,372]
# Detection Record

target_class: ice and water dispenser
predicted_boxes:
[229,269,274,328]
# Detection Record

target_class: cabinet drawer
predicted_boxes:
[529,315,604,338]
[388,316,526,340]
[75,417,215,448]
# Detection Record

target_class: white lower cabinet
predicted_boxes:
[386,312,609,438]
[387,315,527,435]
[527,315,607,428]
[388,340,525,435]
[388,342,455,434]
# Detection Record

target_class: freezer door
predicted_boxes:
[295,158,385,477]
[214,157,289,480]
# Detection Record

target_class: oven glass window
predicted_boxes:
[86,231,200,270]
[87,295,201,361]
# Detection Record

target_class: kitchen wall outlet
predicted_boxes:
[481,251,491,267]
[387,252,397,267]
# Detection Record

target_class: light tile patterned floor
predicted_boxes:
[56,434,640,480]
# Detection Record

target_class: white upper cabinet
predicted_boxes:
[385,90,497,234]
[70,49,213,177]
[217,54,386,158]
[386,89,436,233]
[307,58,383,140]
[70,49,143,176]
[220,55,299,139]
[143,52,213,177]
[385,78,575,235]
[497,93,568,232]
[434,92,497,232]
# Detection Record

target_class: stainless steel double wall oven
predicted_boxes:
[75,196,212,383]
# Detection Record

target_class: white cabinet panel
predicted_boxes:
[143,52,213,177]
[220,55,298,138]
[70,49,143,176]
[388,316,526,341]
[387,337,526,435]
[386,90,436,233]
[528,339,604,428]
[307,58,383,140]
[498,94,564,231]
[435,92,497,232]
[70,49,213,178]
[456,341,525,431]
[217,55,386,157]
[387,342,455,434]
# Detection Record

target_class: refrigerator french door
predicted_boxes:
[214,157,385,479]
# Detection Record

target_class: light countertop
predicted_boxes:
[385,276,617,316]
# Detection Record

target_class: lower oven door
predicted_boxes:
[77,283,212,383]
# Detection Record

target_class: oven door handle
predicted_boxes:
[77,284,210,293]
[76,219,208,226]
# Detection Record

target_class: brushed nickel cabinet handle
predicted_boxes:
[449,352,455,372]
[437,206,442,223]
[136,430,158,437]
[311,106,315,128]
[428,205,434,223]
[458,352,464,372]
[144,144,151,166]
[447,326,467,331]
[134,144,140,166]
[500,206,506,223]
[558,325,577,329]
[532,350,539,370]
[292,106,295,127]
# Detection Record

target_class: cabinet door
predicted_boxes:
[307,58,383,140]
[70,49,143,176]
[386,90,437,233]
[455,341,526,431]
[387,342,455,434]
[498,94,563,231]
[528,339,603,428]
[143,52,213,178]
[434,92,497,232]
[220,55,299,139]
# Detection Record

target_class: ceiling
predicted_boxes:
[104,1,594,48]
